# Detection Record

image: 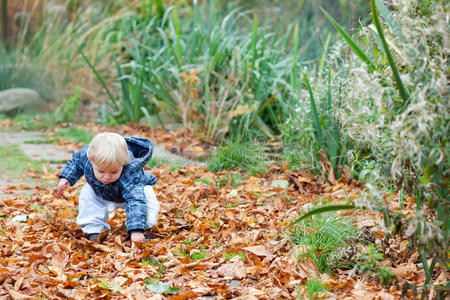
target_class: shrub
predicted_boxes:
[356,245,395,287]
[285,0,448,294]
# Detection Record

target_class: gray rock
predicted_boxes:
[0,88,43,113]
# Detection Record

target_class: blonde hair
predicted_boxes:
[87,132,130,170]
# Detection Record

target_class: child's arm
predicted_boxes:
[59,146,88,186]
[122,184,148,247]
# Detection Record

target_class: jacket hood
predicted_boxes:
[125,137,153,169]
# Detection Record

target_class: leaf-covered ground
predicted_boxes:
[0,123,446,299]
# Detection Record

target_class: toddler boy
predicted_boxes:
[57,132,159,248]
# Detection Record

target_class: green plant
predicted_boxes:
[79,48,160,124]
[190,247,207,261]
[290,204,357,226]
[208,142,267,175]
[224,250,246,261]
[0,145,43,177]
[147,157,171,169]
[54,86,82,123]
[1,1,127,104]
[194,177,214,185]
[86,1,355,142]
[30,204,44,213]
[9,113,55,131]
[290,212,357,273]
[216,173,243,188]
[282,66,350,177]
[304,278,328,299]
[54,127,93,144]
[356,245,395,287]
[303,70,347,179]
[144,280,179,295]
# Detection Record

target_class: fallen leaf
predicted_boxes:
[243,245,272,257]
[271,180,289,189]
[217,257,247,279]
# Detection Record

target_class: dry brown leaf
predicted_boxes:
[6,287,35,300]
[243,245,272,257]
[376,291,395,300]
[216,256,247,279]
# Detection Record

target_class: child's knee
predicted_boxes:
[79,184,95,197]
[144,186,158,203]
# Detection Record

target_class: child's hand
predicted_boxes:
[57,178,70,194]
[131,232,145,250]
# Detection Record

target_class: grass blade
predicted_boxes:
[291,22,299,91]
[172,6,182,66]
[78,46,119,110]
[303,73,325,151]
[251,12,258,67]
[371,0,410,104]
[321,7,376,73]
[327,70,340,169]
[113,55,130,112]
[317,33,332,83]
[155,0,165,19]
[249,85,285,128]
[290,204,357,226]
[375,0,405,42]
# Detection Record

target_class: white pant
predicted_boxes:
[76,184,159,234]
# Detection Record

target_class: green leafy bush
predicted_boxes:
[54,86,82,123]
[356,245,395,287]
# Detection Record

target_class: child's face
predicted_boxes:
[92,164,123,184]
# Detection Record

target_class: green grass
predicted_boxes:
[304,278,328,299]
[6,113,55,131]
[216,173,243,188]
[207,143,267,175]
[25,137,60,144]
[54,127,93,144]
[194,177,214,185]
[190,247,207,261]
[86,2,337,142]
[224,250,246,261]
[147,157,183,172]
[290,212,357,274]
[0,145,43,177]
[147,157,171,169]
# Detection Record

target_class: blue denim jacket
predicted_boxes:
[59,137,157,232]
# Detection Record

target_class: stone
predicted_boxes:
[0,88,43,113]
